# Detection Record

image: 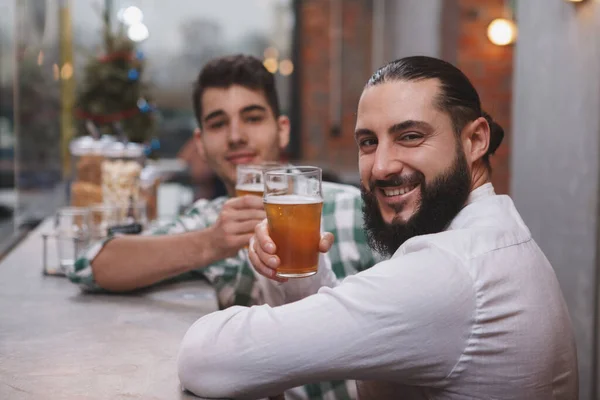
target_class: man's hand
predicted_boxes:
[248,219,334,282]
[206,195,266,260]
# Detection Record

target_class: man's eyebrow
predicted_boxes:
[203,109,226,123]
[354,128,376,140]
[354,120,434,140]
[388,120,434,134]
[240,104,267,114]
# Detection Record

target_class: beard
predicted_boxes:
[361,146,471,257]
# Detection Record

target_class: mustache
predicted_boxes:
[368,173,423,191]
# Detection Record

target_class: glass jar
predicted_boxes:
[101,141,145,220]
[140,164,160,222]
[69,135,114,208]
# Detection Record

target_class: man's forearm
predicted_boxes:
[92,228,220,291]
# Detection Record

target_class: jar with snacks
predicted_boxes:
[101,141,145,220]
[69,135,114,208]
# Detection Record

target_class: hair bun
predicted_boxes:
[482,111,504,155]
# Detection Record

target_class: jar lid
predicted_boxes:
[69,136,105,156]
[102,141,144,158]
[102,141,125,158]
[125,142,144,158]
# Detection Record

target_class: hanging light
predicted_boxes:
[263,58,278,74]
[279,59,294,76]
[487,18,517,46]
[263,47,279,60]
[128,23,149,42]
[119,6,144,26]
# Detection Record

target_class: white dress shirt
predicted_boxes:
[177,183,578,400]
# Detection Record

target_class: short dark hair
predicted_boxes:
[192,54,280,127]
[366,56,504,169]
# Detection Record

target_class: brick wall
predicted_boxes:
[298,0,372,183]
[298,0,513,192]
[452,0,513,194]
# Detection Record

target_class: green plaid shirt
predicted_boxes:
[68,182,381,400]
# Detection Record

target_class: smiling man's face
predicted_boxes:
[194,84,289,195]
[355,78,472,255]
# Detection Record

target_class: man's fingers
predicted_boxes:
[255,220,276,254]
[252,232,281,271]
[230,209,267,222]
[248,236,287,282]
[228,219,267,235]
[319,232,334,253]
[226,195,265,210]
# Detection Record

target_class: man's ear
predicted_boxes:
[277,115,291,149]
[462,117,490,164]
[193,128,206,161]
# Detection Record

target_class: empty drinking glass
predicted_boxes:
[54,207,91,273]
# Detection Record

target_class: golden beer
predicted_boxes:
[265,195,323,278]
[235,183,264,197]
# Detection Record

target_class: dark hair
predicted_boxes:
[192,54,280,127]
[366,56,504,168]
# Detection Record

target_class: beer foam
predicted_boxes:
[264,194,323,204]
[236,183,264,192]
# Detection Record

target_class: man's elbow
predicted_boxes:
[177,332,235,398]
[91,262,128,292]
[91,249,140,292]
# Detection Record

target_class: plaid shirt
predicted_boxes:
[68,182,381,400]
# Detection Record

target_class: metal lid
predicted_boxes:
[102,141,144,158]
[69,135,116,156]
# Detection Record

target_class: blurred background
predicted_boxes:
[0,0,599,397]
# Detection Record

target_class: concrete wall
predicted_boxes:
[511,1,600,398]
[384,0,442,61]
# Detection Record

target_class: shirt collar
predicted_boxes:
[465,182,495,206]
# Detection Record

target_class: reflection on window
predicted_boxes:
[72,0,295,157]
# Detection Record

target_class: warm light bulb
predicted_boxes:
[263,57,278,74]
[61,62,73,80]
[487,18,517,46]
[120,6,144,25]
[128,23,149,42]
[279,59,294,76]
[263,47,279,60]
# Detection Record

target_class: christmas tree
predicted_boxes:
[74,8,155,144]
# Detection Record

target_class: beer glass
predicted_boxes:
[263,166,323,278]
[235,164,265,197]
[235,162,284,197]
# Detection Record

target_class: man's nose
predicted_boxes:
[371,146,404,181]
[227,118,247,145]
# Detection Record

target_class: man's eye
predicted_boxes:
[246,115,264,123]
[401,133,423,141]
[209,121,226,129]
[359,138,377,147]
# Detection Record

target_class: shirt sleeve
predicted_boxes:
[253,252,340,306]
[67,199,216,292]
[177,245,476,399]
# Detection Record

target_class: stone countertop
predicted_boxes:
[0,219,219,400]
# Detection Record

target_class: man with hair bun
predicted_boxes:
[178,56,578,400]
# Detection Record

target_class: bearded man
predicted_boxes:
[176,56,578,400]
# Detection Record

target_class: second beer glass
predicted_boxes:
[263,166,323,278]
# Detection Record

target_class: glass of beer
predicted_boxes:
[235,162,286,197]
[263,166,323,278]
[235,164,266,197]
